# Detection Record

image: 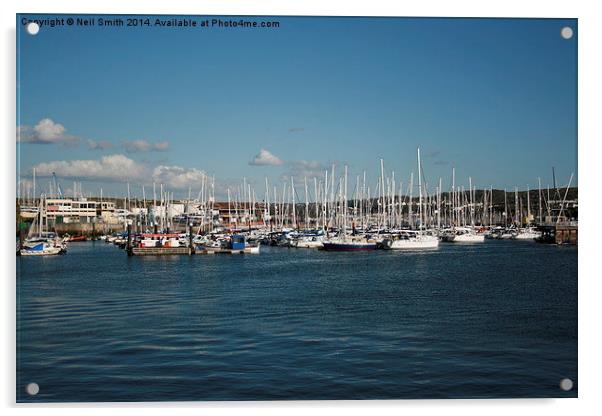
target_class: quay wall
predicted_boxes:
[556,225,578,245]
[53,223,124,237]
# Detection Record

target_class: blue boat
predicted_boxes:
[321,237,377,252]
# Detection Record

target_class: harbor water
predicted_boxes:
[16,240,577,401]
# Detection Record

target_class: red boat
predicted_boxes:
[67,235,87,242]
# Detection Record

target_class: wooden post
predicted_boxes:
[126,223,133,256]
[18,221,26,254]
[189,223,194,255]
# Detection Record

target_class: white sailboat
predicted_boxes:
[322,166,377,251]
[19,196,67,256]
[20,240,63,256]
[383,230,439,249]
[513,227,541,240]
[452,227,486,243]
[384,148,439,250]
[292,234,325,248]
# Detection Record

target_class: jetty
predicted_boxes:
[537,223,578,245]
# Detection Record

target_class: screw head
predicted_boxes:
[25,382,39,395]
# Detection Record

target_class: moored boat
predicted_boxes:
[19,239,64,256]
[382,230,439,249]
[513,227,541,240]
[322,236,377,251]
[442,227,485,243]
[66,235,87,242]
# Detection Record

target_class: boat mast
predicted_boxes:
[39,194,43,238]
[227,188,232,228]
[323,170,328,231]
[304,176,309,230]
[514,187,519,227]
[32,168,36,205]
[538,177,543,224]
[313,177,318,230]
[248,183,252,230]
[391,171,396,228]
[330,164,335,228]
[291,177,296,230]
[469,177,474,227]
[408,172,414,228]
[489,185,493,226]
[526,185,531,225]
[380,158,385,231]
[265,177,270,229]
[417,148,423,233]
[504,188,508,227]
[362,171,366,230]
[438,177,442,230]
[343,165,348,241]
[556,173,574,224]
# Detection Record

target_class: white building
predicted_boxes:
[45,198,115,224]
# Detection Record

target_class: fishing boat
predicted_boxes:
[382,230,439,249]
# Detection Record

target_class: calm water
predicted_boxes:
[16,240,577,402]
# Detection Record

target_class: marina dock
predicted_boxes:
[128,246,194,256]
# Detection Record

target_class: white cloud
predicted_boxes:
[30,153,208,191]
[151,165,207,190]
[123,139,170,153]
[249,149,283,166]
[17,119,173,156]
[35,118,65,141]
[18,118,79,144]
[87,139,113,150]
[32,154,147,182]
[283,160,328,180]
[153,141,170,151]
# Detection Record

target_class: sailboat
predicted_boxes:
[19,196,67,256]
[444,177,485,243]
[513,187,541,240]
[20,239,63,256]
[383,230,439,249]
[291,231,325,248]
[513,227,541,240]
[383,148,439,250]
[322,165,377,251]
[451,226,485,243]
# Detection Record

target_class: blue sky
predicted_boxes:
[17,15,577,199]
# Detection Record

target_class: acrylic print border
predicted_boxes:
[14,9,576,406]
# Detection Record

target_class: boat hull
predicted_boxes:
[19,246,62,256]
[293,239,324,248]
[386,237,439,249]
[453,234,485,243]
[322,242,377,251]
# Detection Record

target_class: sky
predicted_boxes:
[16,15,577,200]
